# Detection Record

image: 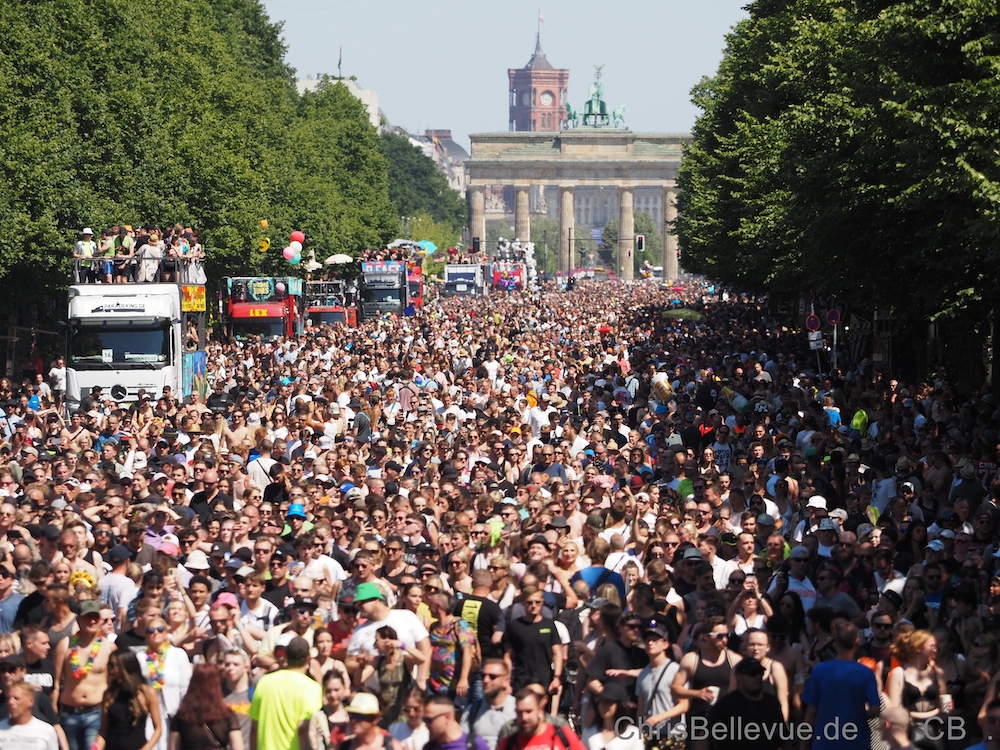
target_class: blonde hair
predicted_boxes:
[596,582,621,607]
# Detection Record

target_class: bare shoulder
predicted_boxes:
[678,651,699,671]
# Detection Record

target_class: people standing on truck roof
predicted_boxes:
[73,228,97,284]
[114,226,136,284]
[136,229,163,283]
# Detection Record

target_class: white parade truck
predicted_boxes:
[65,265,206,410]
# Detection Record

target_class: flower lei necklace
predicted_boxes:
[145,646,168,690]
[68,635,103,679]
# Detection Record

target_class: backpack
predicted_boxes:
[555,606,584,671]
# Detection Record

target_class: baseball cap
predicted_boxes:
[286,503,307,520]
[643,618,670,640]
[927,540,945,552]
[681,547,703,562]
[108,545,132,565]
[789,545,810,559]
[806,495,827,510]
[78,600,101,618]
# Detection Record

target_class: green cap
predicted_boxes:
[354,581,386,604]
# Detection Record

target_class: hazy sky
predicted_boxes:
[261,0,750,149]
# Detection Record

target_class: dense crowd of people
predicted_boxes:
[0,277,997,750]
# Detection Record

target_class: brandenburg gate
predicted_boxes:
[468,66,689,281]
[465,128,687,281]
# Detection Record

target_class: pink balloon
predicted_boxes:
[283,246,296,260]
[290,230,305,244]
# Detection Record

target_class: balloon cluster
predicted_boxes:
[282,231,305,265]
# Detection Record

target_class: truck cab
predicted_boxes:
[304,280,357,329]
[443,264,488,297]
[225,277,303,340]
[359,261,408,319]
[66,259,207,411]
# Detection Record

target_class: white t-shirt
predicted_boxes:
[240,598,280,633]
[768,574,818,611]
[98,572,138,622]
[0,717,60,749]
[582,725,644,750]
[389,721,430,750]
[346,609,429,656]
[48,367,66,392]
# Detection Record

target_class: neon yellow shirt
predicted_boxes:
[249,668,322,750]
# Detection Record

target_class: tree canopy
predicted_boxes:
[0,0,397,355]
[676,0,1000,377]
[380,131,467,237]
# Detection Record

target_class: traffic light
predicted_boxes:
[635,235,645,253]
[472,236,481,252]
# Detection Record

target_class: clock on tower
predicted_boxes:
[508,34,570,132]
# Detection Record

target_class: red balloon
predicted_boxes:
[290,230,305,244]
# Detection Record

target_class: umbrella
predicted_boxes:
[417,240,437,254]
[303,260,322,272]
[387,239,416,248]
[324,253,354,265]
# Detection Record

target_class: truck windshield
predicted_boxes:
[408,282,421,299]
[361,288,402,304]
[231,319,286,340]
[70,325,169,365]
[309,311,346,326]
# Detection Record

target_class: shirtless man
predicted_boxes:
[52,601,114,749]
[224,410,252,454]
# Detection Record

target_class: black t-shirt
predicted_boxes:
[502,616,561,690]
[263,581,292,612]
[455,594,502,658]
[263,481,287,505]
[115,628,147,651]
[681,425,703,452]
[584,638,649,702]
[673,577,697,598]
[191,491,235,520]
[707,689,784,750]
[24,657,56,695]
[12,591,46,630]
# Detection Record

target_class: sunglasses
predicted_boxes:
[146,626,166,634]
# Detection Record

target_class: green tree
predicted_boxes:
[380,131,466,234]
[0,0,395,366]
[676,0,1000,381]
